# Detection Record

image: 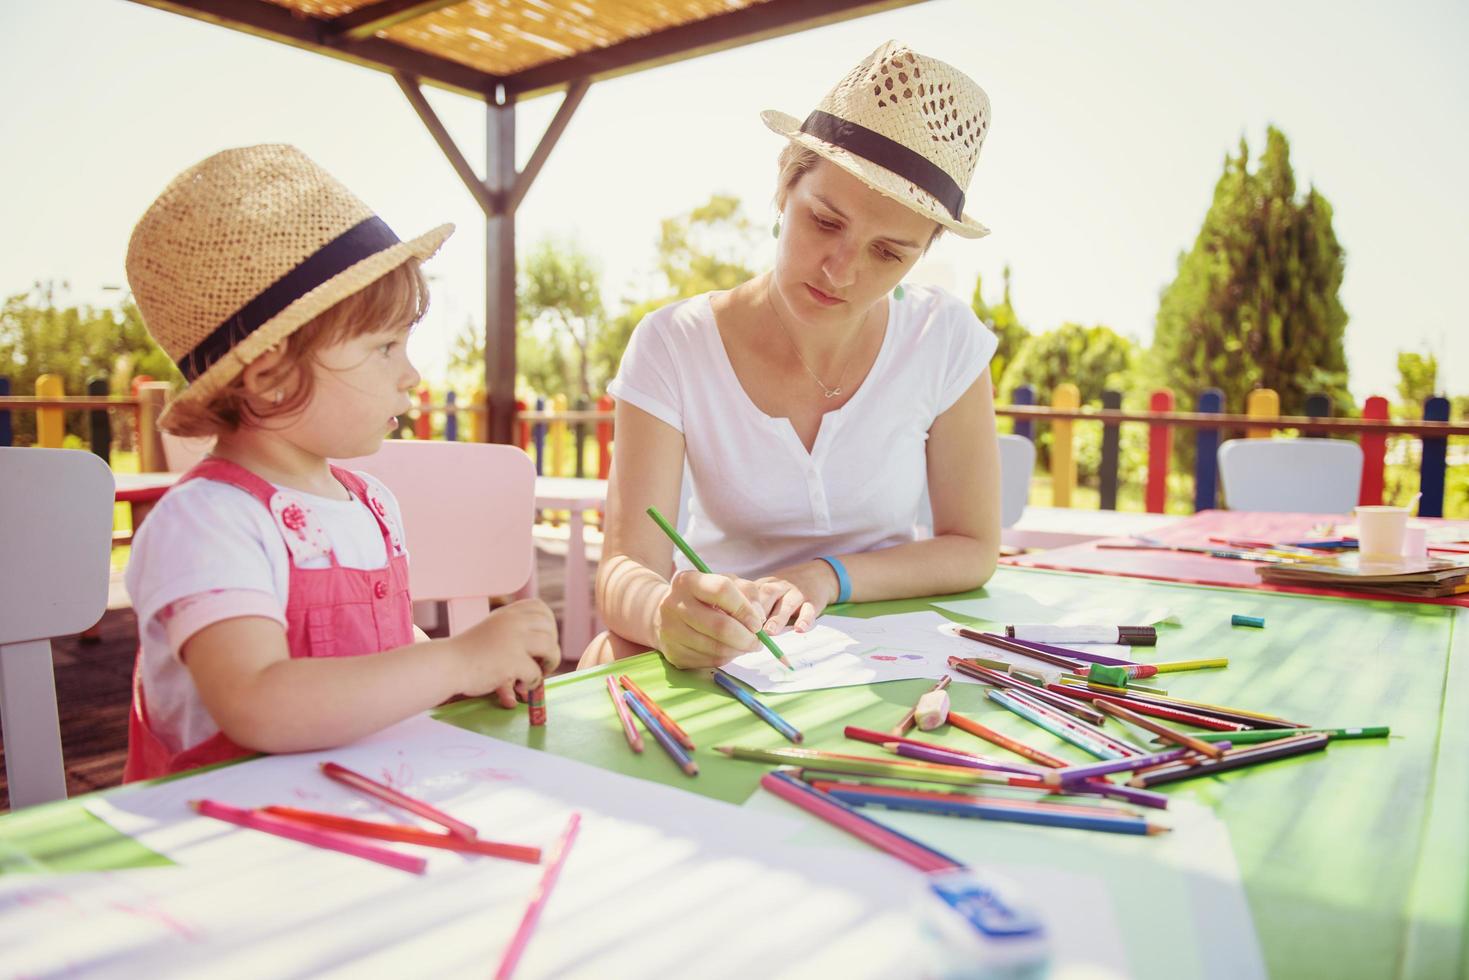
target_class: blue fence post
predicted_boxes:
[0,376,10,446]
[1099,389,1121,510]
[444,390,458,442]
[1012,384,1034,442]
[1420,395,1449,518]
[1194,388,1224,512]
[532,396,547,475]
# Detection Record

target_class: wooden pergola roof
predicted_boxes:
[123,0,925,440]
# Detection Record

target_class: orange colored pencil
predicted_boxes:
[618,675,695,750]
[947,710,1069,768]
[1093,699,1226,759]
[261,806,542,863]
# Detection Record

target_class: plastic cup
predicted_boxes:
[1401,522,1428,559]
[1355,505,1410,557]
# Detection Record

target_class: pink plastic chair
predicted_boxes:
[337,441,536,636]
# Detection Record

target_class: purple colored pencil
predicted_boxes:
[997,634,1142,668]
[1050,744,1232,786]
[888,740,1048,778]
[1130,733,1328,787]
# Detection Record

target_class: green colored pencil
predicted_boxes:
[1179,726,1390,745]
[646,506,793,671]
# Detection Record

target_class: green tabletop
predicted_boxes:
[3,567,1465,979]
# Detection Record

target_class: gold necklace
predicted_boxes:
[767,284,864,399]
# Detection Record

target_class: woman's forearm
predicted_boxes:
[595,552,673,649]
[837,532,997,604]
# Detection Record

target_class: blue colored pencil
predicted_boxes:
[988,690,1124,760]
[821,783,1164,836]
[622,691,698,776]
[712,671,804,743]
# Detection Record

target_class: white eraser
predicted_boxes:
[915,690,951,730]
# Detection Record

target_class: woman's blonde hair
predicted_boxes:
[774,143,944,250]
[162,259,429,437]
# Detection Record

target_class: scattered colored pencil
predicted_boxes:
[844,724,986,758]
[947,657,1108,725]
[191,799,426,874]
[261,806,542,863]
[1129,733,1329,787]
[527,683,547,726]
[1001,688,1151,757]
[1043,687,1249,732]
[623,691,698,776]
[619,675,694,749]
[815,780,1168,836]
[712,671,803,743]
[986,690,1126,760]
[1063,686,1305,728]
[646,505,792,671]
[1047,745,1209,786]
[956,627,1086,671]
[759,770,963,872]
[606,676,644,753]
[884,740,1047,777]
[1059,674,1170,696]
[982,631,1143,668]
[1147,658,1229,674]
[1183,726,1389,745]
[320,761,477,839]
[1092,698,1227,759]
[493,812,581,980]
[892,675,951,735]
[716,745,1047,789]
[945,711,1069,768]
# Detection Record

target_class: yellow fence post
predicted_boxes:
[1050,383,1080,509]
[550,394,568,476]
[1246,388,1279,439]
[35,374,64,448]
[137,381,170,472]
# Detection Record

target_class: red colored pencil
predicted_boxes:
[191,799,426,874]
[606,676,644,753]
[261,806,542,863]
[320,761,478,839]
[844,724,986,757]
[1043,687,1248,732]
[618,675,695,750]
[493,812,582,980]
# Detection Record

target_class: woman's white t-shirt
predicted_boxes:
[607,284,996,579]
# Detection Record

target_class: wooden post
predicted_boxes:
[1420,395,1450,518]
[550,394,568,476]
[1194,388,1224,512]
[0,376,10,446]
[1246,388,1278,439]
[136,382,170,472]
[574,394,588,478]
[472,388,488,443]
[1099,390,1121,511]
[1049,383,1079,509]
[87,377,111,463]
[444,390,458,442]
[1358,396,1388,507]
[1011,384,1035,441]
[597,394,614,479]
[1146,388,1174,514]
[1303,392,1331,438]
[35,374,64,448]
[514,398,529,450]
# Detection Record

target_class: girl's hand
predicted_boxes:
[654,571,777,669]
[756,560,839,636]
[449,598,561,708]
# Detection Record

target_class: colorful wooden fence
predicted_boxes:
[4,376,1467,517]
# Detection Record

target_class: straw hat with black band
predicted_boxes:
[126,144,453,427]
[762,40,991,239]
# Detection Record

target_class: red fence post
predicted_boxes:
[1358,396,1388,506]
[597,394,614,479]
[1146,388,1174,514]
[414,387,432,440]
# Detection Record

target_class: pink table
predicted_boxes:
[1002,509,1469,607]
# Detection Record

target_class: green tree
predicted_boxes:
[1150,127,1350,418]
[1395,349,1438,411]
[656,194,760,298]
[0,284,180,445]
[971,265,1028,385]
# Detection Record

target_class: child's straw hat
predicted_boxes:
[762,41,991,238]
[126,144,452,423]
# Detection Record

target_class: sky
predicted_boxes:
[2,0,1467,403]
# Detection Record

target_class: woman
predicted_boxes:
[584,41,1001,669]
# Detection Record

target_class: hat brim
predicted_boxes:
[762,110,989,239]
[159,223,454,427]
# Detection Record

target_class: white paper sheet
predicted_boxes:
[931,575,1183,631]
[1,716,1047,978]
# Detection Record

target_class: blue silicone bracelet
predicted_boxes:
[817,555,852,605]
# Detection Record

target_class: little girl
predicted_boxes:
[122,144,558,781]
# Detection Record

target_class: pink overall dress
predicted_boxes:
[124,458,413,782]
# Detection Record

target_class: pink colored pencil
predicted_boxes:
[493,812,582,980]
[191,799,427,874]
[606,676,644,753]
[320,761,478,839]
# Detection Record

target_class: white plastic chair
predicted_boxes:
[0,447,114,807]
[338,441,536,636]
[1218,438,1363,513]
[916,433,1034,534]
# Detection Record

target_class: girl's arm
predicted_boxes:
[760,370,1000,623]
[184,598,558,753]
[595,401,768,666]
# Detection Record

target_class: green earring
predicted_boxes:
[771,218,781,239]
[893,284,905,300]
